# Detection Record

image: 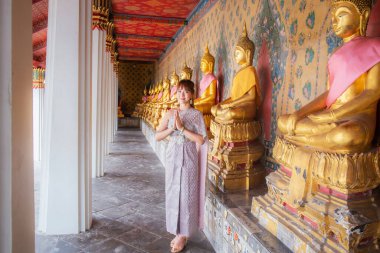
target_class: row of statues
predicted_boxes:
[134,0,380,251]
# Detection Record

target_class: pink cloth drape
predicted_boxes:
[326,37,380,107]
[170,86,178,98]
[199,73,218,103]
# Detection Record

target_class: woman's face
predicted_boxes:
[177,86,193,104]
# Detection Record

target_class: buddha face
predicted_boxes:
[234,47,247,65]
[180,72,190,80]
[170,77,179,87]
[200,60,214,74]
[331,3,361,39]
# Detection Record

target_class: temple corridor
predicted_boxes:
[35,127,215,253]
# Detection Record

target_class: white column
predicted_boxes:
[91,28,106,178]
[39,0,92,234]
[104,52,110,155]
[113,72,118,136]
[0,0,34,251]
[33,68,45,164]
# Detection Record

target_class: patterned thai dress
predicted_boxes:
[165,107,207,237]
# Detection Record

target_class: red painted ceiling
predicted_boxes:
[112,0,200,61]
[32,0,200,65]
[32,0,48,68]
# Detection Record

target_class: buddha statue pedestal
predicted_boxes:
[252,137,380,252]
[208,119,265,192]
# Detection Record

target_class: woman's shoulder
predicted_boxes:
[189,108,203,118]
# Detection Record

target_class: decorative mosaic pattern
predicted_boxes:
[155,0,357,166]
[118,62,154,115]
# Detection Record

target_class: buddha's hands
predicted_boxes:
[220,103,232,109]
[174,110,183,130]
[285,113,299,136]
[308,110,336,123]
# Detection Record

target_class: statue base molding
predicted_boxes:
[251,137,380,252]
[208,138,265,192]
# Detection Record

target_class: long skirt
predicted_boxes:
[165,140,200,237]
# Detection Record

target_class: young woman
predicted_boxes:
[155,79,207,253]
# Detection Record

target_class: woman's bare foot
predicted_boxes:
[170,235,179,247]
[171,235,188,253]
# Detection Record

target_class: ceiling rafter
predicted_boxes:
[115,33,173,42]
[33,41,47,52]
[118,47,163,53]
[33,19,48,34]
[112,13,185,25]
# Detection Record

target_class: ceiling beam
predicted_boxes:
[33,41,47,52]
[116,33,173,42]
[113,13,185,25]
[118,47,163,52]
[33,55,45,62]
[119,56,157,61]
[33,19,48,34]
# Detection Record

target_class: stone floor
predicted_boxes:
[35,127,215,253]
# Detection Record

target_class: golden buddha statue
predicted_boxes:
[132,87,148,118]
[252,1,380,251]
[168,70,180,108]
[179,62,193,81]
[211,24,261,123]
[194,45,218,131]
[154,75,171,129]
[207,23,265,192]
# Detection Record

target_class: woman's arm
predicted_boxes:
[155,110,175,141]
[182,128,205,145]
[175,112,205,145]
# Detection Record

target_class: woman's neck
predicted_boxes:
[179,102,191,111]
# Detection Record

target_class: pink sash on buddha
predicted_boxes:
[170,86,177,98]
[199,73,218,103]
[157,92,163,100]
[326,37,380,107]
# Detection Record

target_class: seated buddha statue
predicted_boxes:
[277,0,380,154]
[167,71,180,108]
[194,45,218,115]
[207,23,264,192]
[158,75,170,105]
[154,75,171,128]
[251,2,380,251]
[211,24,261,124]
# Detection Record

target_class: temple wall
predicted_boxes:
[118,61,154,115]
[156,0,378,167]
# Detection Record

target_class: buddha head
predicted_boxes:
[170,71,179,87]
[200,45,215,74]
[331,0,372,38]
[235,22,255,66]
[180,62,193,81]
[163,74,170,90]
